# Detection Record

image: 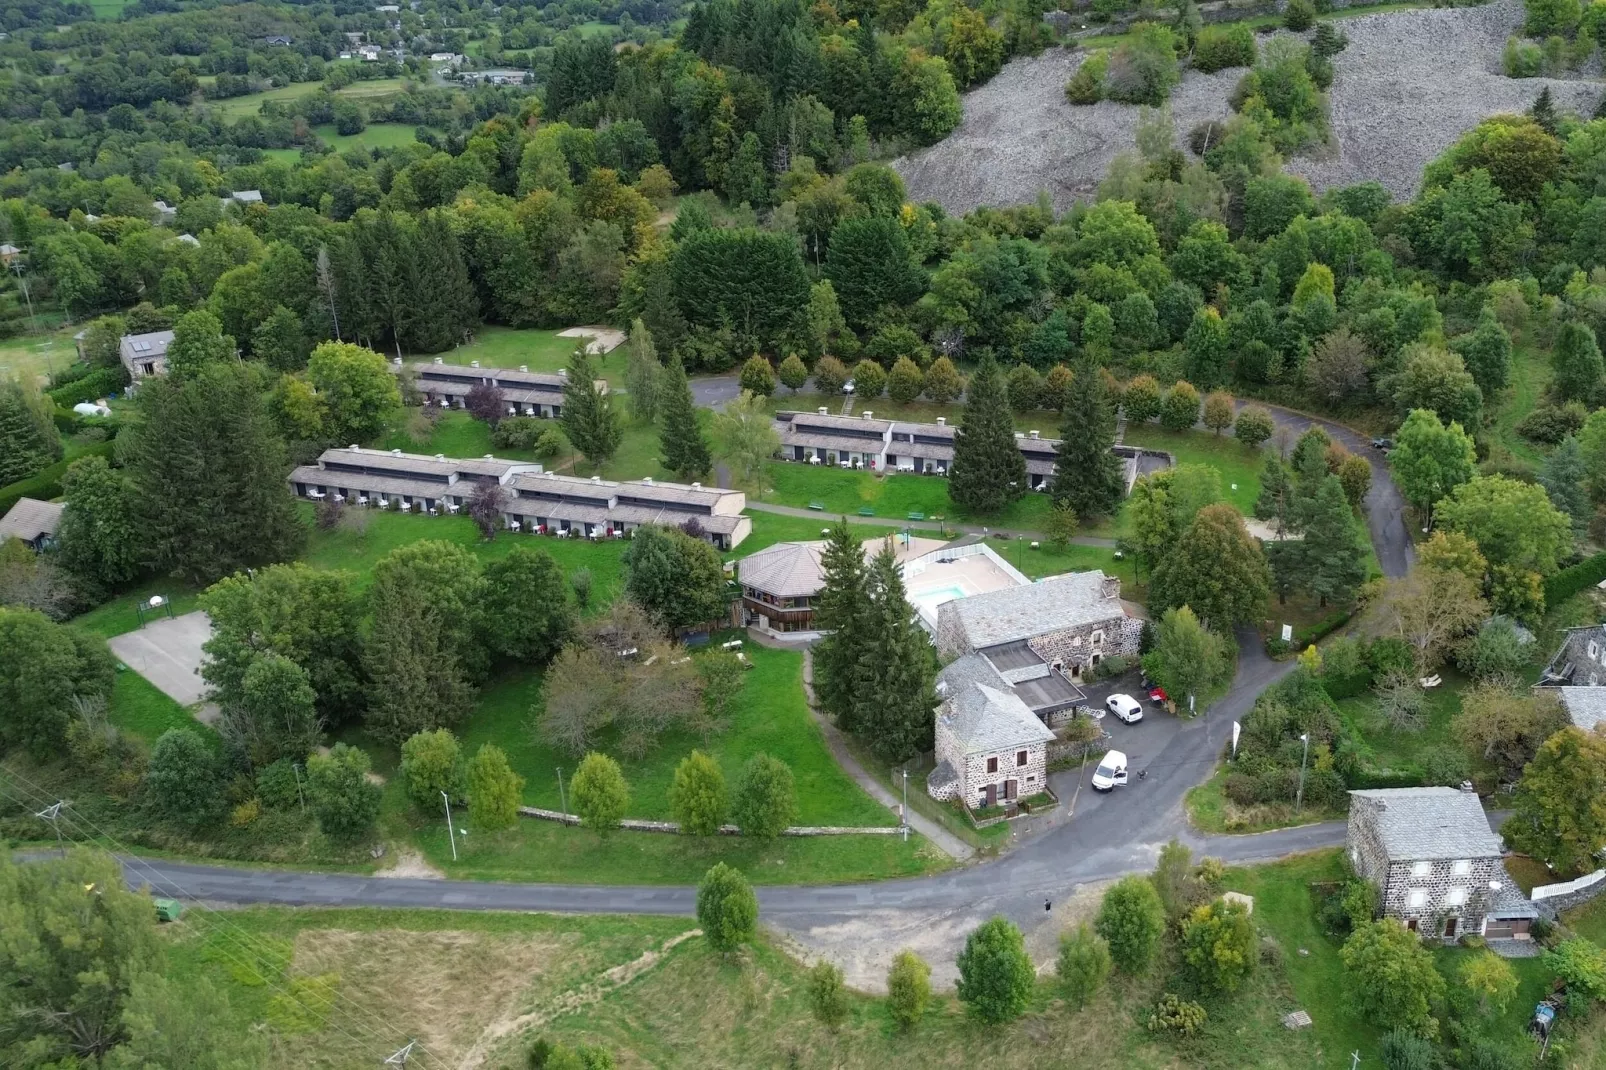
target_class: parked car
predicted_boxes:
[1105,693,1144,724]
[1091,750,1128,792]
[1371,437,1393,452]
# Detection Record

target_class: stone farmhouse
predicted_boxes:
[736,535,1031,639]
[1346,787,1534,942]
[927,653,1056,809]
[773,408,1155,491]
[119,330,173,380]
[289,446,750,548]
[1538,623,1606,732]
[935,570,1140,684]
[0,497,64,551]
[396,358,581,419]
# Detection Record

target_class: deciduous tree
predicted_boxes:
[1095,876,1166,973]
[1201,390,1235,435]
[218,652,320,769]
[57,455,141,590]
[1160,380,1201,431]
[887,355,925,402]
[624,319,662,422]
[1151,504,1271,629]
[1505,724,1606,874]
[467,742,524,831]
[399,728,465,811]
[307,742,381,842]
[1436,474,1572,577]
[732,753,797,838]
[1141,606,1229,713]
[697,862,757,951]
[623,525,728,630]
[306,341,401,444]
[807,961,850,1030]
[713,389,779,494]
[481,546,574,664]
[887,950,933,1029]
[923,355,963,403]
[1057,924,1112,1009]
[146,727,223,826]
[669,749,727,835]
[1388,409,1477,517]
[0,608,116,758]
[739,354,777,396]
[165,309,235,378]
[572,751,630,832]
[956,917,1035,1024]
[1340,920,1446,1036]
[1180,898,1256,994]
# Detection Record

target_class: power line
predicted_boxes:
[0,769,451,1070]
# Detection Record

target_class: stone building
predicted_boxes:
[119,330,173,380]
[934,570,1140,683]
[1538,624,1606,732]
[927,654,1055,808]
[1347,787,1509,942]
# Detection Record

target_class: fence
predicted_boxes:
[1531,868,1606,920]
[516,806,904,837]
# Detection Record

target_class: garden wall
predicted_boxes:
[516,805,904,836]
[1532,868,1606,920]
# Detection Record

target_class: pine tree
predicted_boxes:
[121,362,304,585]
[1049,360,1125,519]
[1254,454,1295,536]
[1297,476,1366,607]
[948,354,1026,514]
[658,352,711,478]
[850,542,937,762]
[1539,435,1591,530]
[1531,85,1557,133]
[0,377,61,485]
[404,211,478,353]
[625,318,662,423]
[812,521,871,730]
[560,346,623,472]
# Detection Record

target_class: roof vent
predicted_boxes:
[433,357,443,364]
[862,411,873,420]
[1014,432,1025,439]
[818,407,829,415]
[470,360,480,368]
[484,454,493,460]
[1029,430,1039,439]
[558,368,568,377]
[936,416,946,426]
[591,475,601,483]
[519,364,528,372]
[391,356,402,366]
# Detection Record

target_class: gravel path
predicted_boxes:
[896,0,1604,212]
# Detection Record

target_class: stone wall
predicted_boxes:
[516,806,904,836]
[1532,869,1606,920]
[1026,615,1143,675]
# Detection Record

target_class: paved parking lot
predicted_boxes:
[107,611,215,720]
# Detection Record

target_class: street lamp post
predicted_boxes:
[1295,733,1310,813]
[442,791,458,862]
[901,767,909,842]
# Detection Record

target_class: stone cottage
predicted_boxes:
[927,654,1056,809]
[934,570,1140,683]
[1347,787,1509,942]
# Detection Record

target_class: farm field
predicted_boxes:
[263,123,425,161]
[205,77,413,121]
[0,322,80,385]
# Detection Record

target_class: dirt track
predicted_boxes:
[895,0,1604,213]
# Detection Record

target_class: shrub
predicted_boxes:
[256,759,303,810]
[1380,1028,1437,1070]
[492,416,546,451]
[467,743,524,831]
[1160,381,1201,431]
[145,728,223,826]
[1284,0,1316,30]
[956,917,1035,1023]
[230,798,261,828]
[669,749,727,836]
[47,366,129,407]
[731,753,797,838]
[697,862,758,952]
[1194,23,1256,72]
[1104,24,1182,105]
[886,950,932,1030]
[1056,923,1112,1008]
[1454,617,1533,681]
[850,358,886,399]
[1234,405,1275,448]
[1420,745,1471,787]
[1180,898,1256,993]
[1095,876,1166,972]
[400,728,465,811]
[571,752,630,832]
[1147,993,1207,1035]
[1546,551,1606,607]
[807,961,850,1030]
[1515,401,1586,443]
[1066,52,1107,104]
[1503,36,1545,77]
[307,743,382,842]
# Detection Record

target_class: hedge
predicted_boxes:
[0,441,116,516]
[1547,553,1606,608]
[47,366,129,407]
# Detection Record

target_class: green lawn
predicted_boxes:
[74,579,202,639]
[1337,670,1468,782]
[0,322,80,386]
[430,325,626,375]
[1490,343,1551,468]
[207,77,412,121]
[760,462,1054,531]
[312,122,421,152]
[1566,894,1606,946]
[107,670,201,745]
[1122,423,1265,519]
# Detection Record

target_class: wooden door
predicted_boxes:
[1443,917,1458,939]
[983,784,996,807]
[1005,779,1018,801]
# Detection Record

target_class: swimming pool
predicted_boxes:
[911,584,968,612]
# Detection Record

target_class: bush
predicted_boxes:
[886,950,932,1030]
[466,743,524,831]
[1546,552,1606,607]
[956,916,1035,1024]
[1503,36,1545,77]
[1095,876,1166,972]
[1066,53,1107,104]
[492,416,546,451]
[1515,401,1586,443]
[1419,745,1471,787]
[1147,993,1207,1035]
[399,728,465,811]
[731,753,796,838]
[1104,24,1182,106]
[307,743,382,842]
[47,366,129,407]
[1180,898,1256,993]
[1284,0,1316,30]
[145,728,223,826]
[807,961,850,1030]
[669,749,727,836]
[1454,617,1533,682]
[256,759,303,811]
[697,862,758,952]
[1160,381,1201,431]
[1056,923,1112,1008]
[1380,1028,1437,1070]
[571,752,630,832]
[1194,23,1257,72]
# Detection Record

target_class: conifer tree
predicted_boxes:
[625,318,662,423]
[1050,360,1124,520]
[851,542,938,761]
[1296,476,1367,606]
[404,210,478,352]
[560,346,623,472]
[1254,453,1296,536]
[949,354,1026,513]
[812,521,871,729]
[658,352,711,478]
[0,377,61,485]
[121,362,304,585]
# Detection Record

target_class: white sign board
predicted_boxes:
[1281,624,1293,642]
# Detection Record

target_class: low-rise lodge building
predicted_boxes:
[119,330,173,380]
[397,358,578,419]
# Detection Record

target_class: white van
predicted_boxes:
[1091,750,1128,792]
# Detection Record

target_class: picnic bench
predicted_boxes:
[907,511,926,521]
[857,507,875,517]
[807,501,824,511]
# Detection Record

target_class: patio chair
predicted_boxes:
[508,520,521,532]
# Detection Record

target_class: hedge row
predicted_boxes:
[0,441,116,516]
[1547,553,1606,608]
[47,366,128,407]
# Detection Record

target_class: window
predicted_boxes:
[986,756,998,774]
[1445,887,1469,907]
[1590,640,1600,661]
[1411,861,1432,878]
[1450,860,1472,877]
[1091,630,1105,646]
[1016,750,1028,767]
[1407,889,1428,910]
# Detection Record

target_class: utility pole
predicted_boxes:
[556,767,568,817]
[442,791,457,862]
[9,259,36,330]
[383,1041,416,1067]
[35,801,66,850]
[1296,732,1311,813]
[901,766,908,842]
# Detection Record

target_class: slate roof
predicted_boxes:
[1490,862,1540,919]
[0,497,64,542]
[939,570,1124,649]
[1349,787,1504,861]
[737,542,825,599]
[936,654,1056,756]
[119,330,173,364]
[1557,688,1606,732]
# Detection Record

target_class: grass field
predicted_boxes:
[107,670,199,745]
[263,123,426,162]
[0,322,80,385]
[427,325,626,375]
[762,462,1055,530]
[1337,669,1468,781]
[1490,344,1552,468]
[207,77,412,121]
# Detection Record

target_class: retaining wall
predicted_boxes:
[1531,868,1606,920]
[517,806,903,836]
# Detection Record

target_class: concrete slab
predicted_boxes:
[107,611,213,709]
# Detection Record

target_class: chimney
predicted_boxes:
[348,444,360,451]
[1029,430,1039,439]
[391,357,401,366]
[818,407,829,415]
[558,368,568,377]
[433,357,443,364]
[936,416,946,426]
[519,364,528,372]
[470,360,480,368]
[483,454,493,460]
[862,411,873,420]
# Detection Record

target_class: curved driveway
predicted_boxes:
[104,392,1416,955]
